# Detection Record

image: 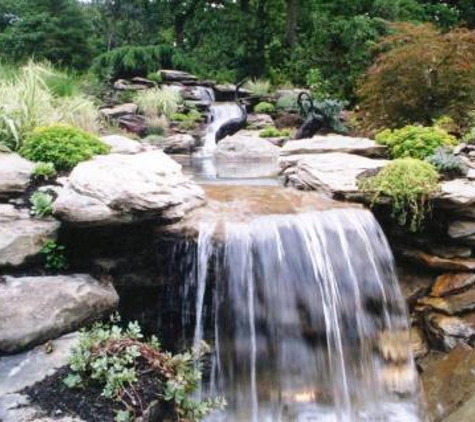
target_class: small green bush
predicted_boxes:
[134,88,181,120]
[20,125,110,171]
[33,162,57,180]
[64,316,225,422]
[259,126,291,138]
[359,158,439,231]
[254,102,276,114]
[276,95,298,112]
[375,126,457,160]
[244,78,271,96]
[40,240,68,271]
[426,148,467,178]
[30,192,54,218]
[146,72,162,83]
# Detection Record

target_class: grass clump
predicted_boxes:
[375,125,457,160]
[33,162,57,181]
[244,78,271,96]
[254,102,276,114]
[134,87,181,120]
[30,192,54,218]
[259,126,292,138]
[359,158,439,231]
[64,316,226,422]
[20,125,110,171]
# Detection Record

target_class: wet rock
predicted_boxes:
[381,364,418,395]
[160,69,198,83]
[400,248,475,271]
[396,264,434,301]
[214,84,251,101]
[0,205,60,268]
[419,288,475,314]
[445,394,475,422]
[421,343,475,422]
[427,312,475,349]
[378,330,412,363]
[431,273,475,297]
[247,113,274,130]
[448,219,475,239]
[162,133,197,154]
[427,244,472,259]
[0,275,118,353]
[100,134,143,154]
[99,103,138,119]
[215,131,280,161]
[437,179,475,208]
[53,151,205,226]
[281,135,387,158]
[117,114,148,136]
[411,326,428,359]
[280,152,388,197]
[0,153,34,199]
[113,79,149,91]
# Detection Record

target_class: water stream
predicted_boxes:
[181,208,422,422]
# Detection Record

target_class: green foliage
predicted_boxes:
[40,240,68,271]
[315,99,347,133]
[276,95,298,113]
[244,79,272,96]
[91,46,195,81]
[259,127,291,138]
[30,191,54,218]
[0,62,101,151]
[20,125,110,171]
[254,102,276,114]
[375,125,457,160]
[33,162,57,180]
[359,158,439,231]
[358,23,475,133]
[146,72,162,84]
[65,316,225,422]
[172,111,201,123]
[306,68,331,101]
[426,147,467,178]
[134,88,181,120]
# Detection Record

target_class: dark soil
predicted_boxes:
[23,365,175,422]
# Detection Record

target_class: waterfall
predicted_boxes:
[183,208,422,421]
[201,103,243,156]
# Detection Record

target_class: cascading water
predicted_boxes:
[182,208,423,422]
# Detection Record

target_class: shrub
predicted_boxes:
[315,99,347,133]
[426,147,467,178]
[358,23,475,133]
[20,125,110,171]
[172,110,201,123]
[146,71,162,84]
[276,95,298,112]
[244,78,272,96]
[259,127,292,138]
[91,45,195,81]
[134,88,181,120]
[306,68,331,101]
[359,158,439,231]
[40,240,68,271]
[64,316,225,421]
[375,125,457,159]
[254,102,276,114]
[33,162,57,180]
[30,192,54,218]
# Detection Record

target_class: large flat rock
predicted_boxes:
[280,152,388,197]
[53,151,205,225]
[0,205,60,268]
[0,153,34,198]
[215,131,280,161]
[280,135,386,157]
[419,288,475,315]
[437,179,475,208]
[0,275,118,353]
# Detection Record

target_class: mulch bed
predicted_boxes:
[23,365,175,422]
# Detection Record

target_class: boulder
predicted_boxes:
[0,275,118,353]
[448,219,475,239]
[400,248,475,271]
[280,152,388,197]
[161,133,197,154]
[113,79,149,91]
[427,244,472,259]
[411,326,428,359]
[215,132,280,161]
[53,151,205,225]
[419,288,475,314]
[100,134,143,154]
[0,153,34,199]
[437,179,475,208]
[274,113,303,129]
[0,205,60,268]
[214,84,251,101]
[280,135,387,158]
[427,312,475,349]
[247,113,274,130]
[100,103,138,119]
[431,273,475,297]
[160,69,198,83]
[421,344,475,422]
[117,114,148,136]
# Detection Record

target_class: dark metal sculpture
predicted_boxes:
[215,79,248,143]
[294,92,324,140]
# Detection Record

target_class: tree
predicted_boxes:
[0,0,93,69]
[358,23,475,133]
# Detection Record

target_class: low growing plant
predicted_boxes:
[20,125,110,171]
[40,240,68,271]
[254,102,276,114]
[375,125,457,160]
[134,88,181,120]
[276,95,298,113]
[244,78,271,96]
[259,126,291,138]
[359,158,440,231]
[426,148,467,179]
[33,162,57,180]
[30,192,54,218]
[64,316,225,422]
